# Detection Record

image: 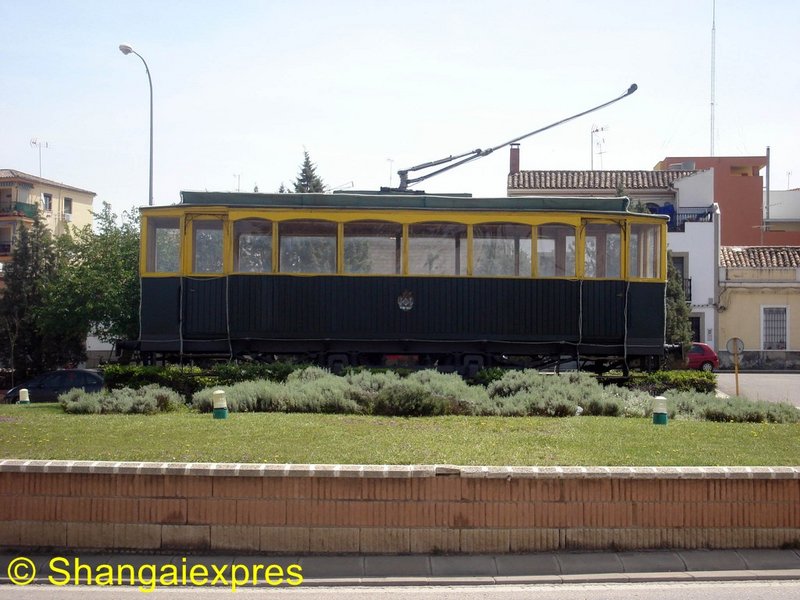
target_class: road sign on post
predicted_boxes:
[726,337,744,396]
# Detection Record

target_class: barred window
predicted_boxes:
[762,307,787,350]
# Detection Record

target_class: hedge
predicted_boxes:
[70,365,798,424]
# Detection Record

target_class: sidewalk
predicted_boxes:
[3,549,800,586]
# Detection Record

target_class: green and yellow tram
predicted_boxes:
[139,191,667,374]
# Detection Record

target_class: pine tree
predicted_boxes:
[665,251,693,349]
[293,151,326,193]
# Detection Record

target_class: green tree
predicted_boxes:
[0,215,83,379]
[41,203,141,345]
[293,150,326,192]
[665,250,693,348]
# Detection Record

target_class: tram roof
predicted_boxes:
[169,191,664,216]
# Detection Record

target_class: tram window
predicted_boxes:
[192,220,224,273]
[234,219,272,272]
[146,217,180,273]
[629,223,661,279]
[473,223,532,277]
[584,222,622,278]
[537,224,576,277]
[344,221,402,274]
[408,222,467,275]
[279,220,337,273]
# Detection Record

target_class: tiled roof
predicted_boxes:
[0,169,95,195]
[721,246,800,268]
[508,170,696,190]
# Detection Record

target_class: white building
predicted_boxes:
[507,146,719,344]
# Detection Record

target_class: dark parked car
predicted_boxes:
[4,369,104,403]
[686,342,719,372]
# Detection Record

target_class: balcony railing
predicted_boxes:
[683,278,692,302]
[0,202,38,218]
[670,212,713,232]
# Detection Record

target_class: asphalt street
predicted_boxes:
[715,372,800,407]
[3,581,800,600]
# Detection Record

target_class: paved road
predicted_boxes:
[716,373,800,407]
[4,581,800,599]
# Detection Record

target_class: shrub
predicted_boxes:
[494,390,578,417]
[286,365,333,383]
[278,377,362,414]
[208,361,301,385]
[626,370,716,395]
[345,370,401,411]
[582,396,622,417]
[471,367,506,387]
[372,380,444,416]
[61,395,102,414]
[405,370,489,415]
[103,364,208,398]
[619,389,657,418]
[665,390,800,424]
[59,386,183,415]
[192,381,286,413]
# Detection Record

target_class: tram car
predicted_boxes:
[138,191,667,374]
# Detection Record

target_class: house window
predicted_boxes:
[42,193,53,212]
[64,197,73,214]
[762,307,788,350]
[0,226,13,255]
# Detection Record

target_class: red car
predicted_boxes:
[686,342,719,372]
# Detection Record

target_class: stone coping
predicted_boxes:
[1,460,799,479]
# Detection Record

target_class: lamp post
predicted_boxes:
[119,43,153,206]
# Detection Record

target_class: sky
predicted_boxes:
[2,0,799,217]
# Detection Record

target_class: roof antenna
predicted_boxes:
[394,83,638,192]
[30,138,49,177]
[710,0,716,156]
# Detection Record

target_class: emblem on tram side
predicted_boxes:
[397,290,414,311]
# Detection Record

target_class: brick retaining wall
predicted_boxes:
[1,461,799,553]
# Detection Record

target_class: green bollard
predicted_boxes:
[652,395,667,425]
[19,389,30,405]
[212,389,228,419]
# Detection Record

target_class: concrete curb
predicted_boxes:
[4,570,800,587]
[3,459,800,479]
[3,550,800,587]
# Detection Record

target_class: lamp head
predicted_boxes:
[119,44,133,55]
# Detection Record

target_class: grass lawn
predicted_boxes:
[1,403,799,466]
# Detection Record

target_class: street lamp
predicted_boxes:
[119,43,153,206]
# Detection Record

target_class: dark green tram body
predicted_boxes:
[138,192,667,373]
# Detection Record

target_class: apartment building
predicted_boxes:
[0,169,95,275]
